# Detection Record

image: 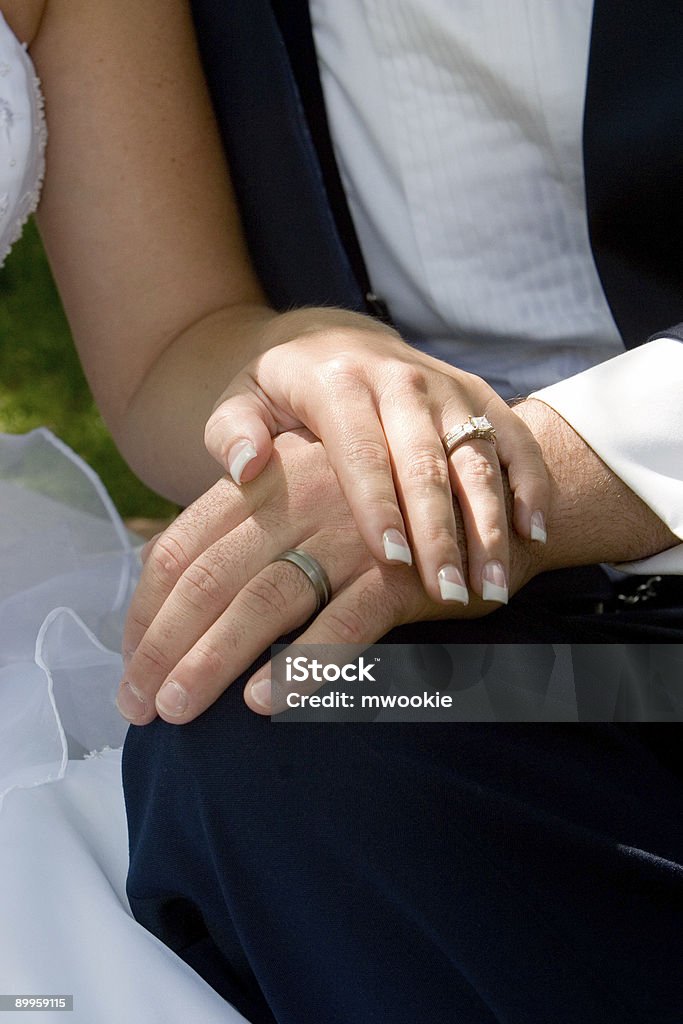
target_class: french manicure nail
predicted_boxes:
[249,678,271,711]
[438,565,469,604]
[482,561,508,604]
[116,681,148,721]
[383,529,412,565]
[228,439,258,485]
[156,680,188,717]
[530,510,547,544]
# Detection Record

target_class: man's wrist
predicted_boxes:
[512,398,678,571]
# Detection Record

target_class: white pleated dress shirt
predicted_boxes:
[310,0,683,573]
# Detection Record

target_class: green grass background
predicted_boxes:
[0,219,177,519]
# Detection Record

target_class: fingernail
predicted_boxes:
[530,510,547,544]
[116,681,148,721]
[249,678,271,711]
[156,680,188,717]
[438,565,469,604]
[383,529,412,565]
[228,439,257,485]
[482,561,508,604]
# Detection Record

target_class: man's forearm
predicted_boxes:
[513,399,679,574]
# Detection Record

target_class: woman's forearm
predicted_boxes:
[114,303,275,502]
[30,0,270,502]
[117,303,397,502]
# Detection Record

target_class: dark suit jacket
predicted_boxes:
[189,0,681,348]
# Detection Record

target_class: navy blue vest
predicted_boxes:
[189,0,681,348]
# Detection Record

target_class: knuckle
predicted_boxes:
[147,533,193,590]
[478,522,507,551]
[520,433,544,460]
[240,572,292,620]
[507,450,550,497]
[455,445,500,485]
[182,640,227,682]
[404,449,450,489]
[319,353,365,392]
[124,609,152,643]
[513,473,551,502]
[133,634,171,678]
[514,436,546,470]
[343,436,389,473]
[321,603,367,645]
[385,363,428,398]
[179,560,225,613]
[418,521,456,548]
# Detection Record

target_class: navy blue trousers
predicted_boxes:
[123,573,683,1023]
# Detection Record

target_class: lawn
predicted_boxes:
[0,218,177,520]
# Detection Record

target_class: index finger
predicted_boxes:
[122,476,248,662]
[243,563,416,715]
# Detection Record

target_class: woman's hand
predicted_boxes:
[117,431,544,726]
[205,309,549,607]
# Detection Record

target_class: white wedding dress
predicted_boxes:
[0,15,248,1022]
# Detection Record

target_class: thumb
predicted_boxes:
[204,389,275,485]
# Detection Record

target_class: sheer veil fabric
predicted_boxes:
[0,11,249,1014]
[0,430,250,1023]
[0,430,134,808]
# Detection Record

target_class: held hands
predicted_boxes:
[117,399,676,725]
[117,431,544,726]
[205,310,549,606]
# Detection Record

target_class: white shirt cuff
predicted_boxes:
[531,337,683,575]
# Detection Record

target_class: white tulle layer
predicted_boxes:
[0,428,136,808]
[0,430,249,1023]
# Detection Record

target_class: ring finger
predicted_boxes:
[152,529,367,723]
[442,412,509,604]
[378,395,468,606]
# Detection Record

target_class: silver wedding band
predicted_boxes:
[272,548,332,613]
[442,414,497,458]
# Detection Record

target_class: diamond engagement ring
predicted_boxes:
[442,415,497,458]
[271,549,332,613]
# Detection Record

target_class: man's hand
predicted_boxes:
[515,399,679,570]
[117,431,539,725]
[117,403,678,724]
